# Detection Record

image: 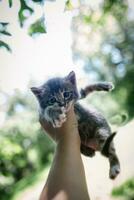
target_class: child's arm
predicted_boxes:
[39,106,90,200]
[80,82,114,99]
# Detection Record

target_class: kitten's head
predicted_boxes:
[31,71,79,110]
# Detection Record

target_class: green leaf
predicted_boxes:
[32,0,44,3]
[28,16,46,36]
[18,0,34,27]
[0,30,12,36]
[8,0,13,7]
[0,22,9,27]
[65,0,74,11]
[0,22,11,36]
[0,40,12,52]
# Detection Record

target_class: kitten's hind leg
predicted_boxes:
[102,141,120,179]
[109,144,120,179]
[80,144,95,157]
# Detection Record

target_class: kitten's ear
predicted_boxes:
[66,71,76,85]
[31,87,42,98]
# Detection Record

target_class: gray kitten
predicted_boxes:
[31,71,120,179]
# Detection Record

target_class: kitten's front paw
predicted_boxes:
[52,112,67,128]
[109,164,120,179]
[98,82,114,92]
[44,105,67,128]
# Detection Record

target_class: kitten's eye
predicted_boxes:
[63,91,72,99]
[49,97,56,104]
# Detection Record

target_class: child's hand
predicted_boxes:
[39,105,79,143]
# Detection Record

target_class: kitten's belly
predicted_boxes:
[74,103,111,150]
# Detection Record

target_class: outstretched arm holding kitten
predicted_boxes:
[39,105,90,200]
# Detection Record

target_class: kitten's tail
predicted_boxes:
[101,132,117,157]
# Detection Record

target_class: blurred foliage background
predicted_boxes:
[71,0,134,120]
[112,178,134,200]
[0,0,134,199]
[0,89,54,199]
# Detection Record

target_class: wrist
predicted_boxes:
[57,129,80,150]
